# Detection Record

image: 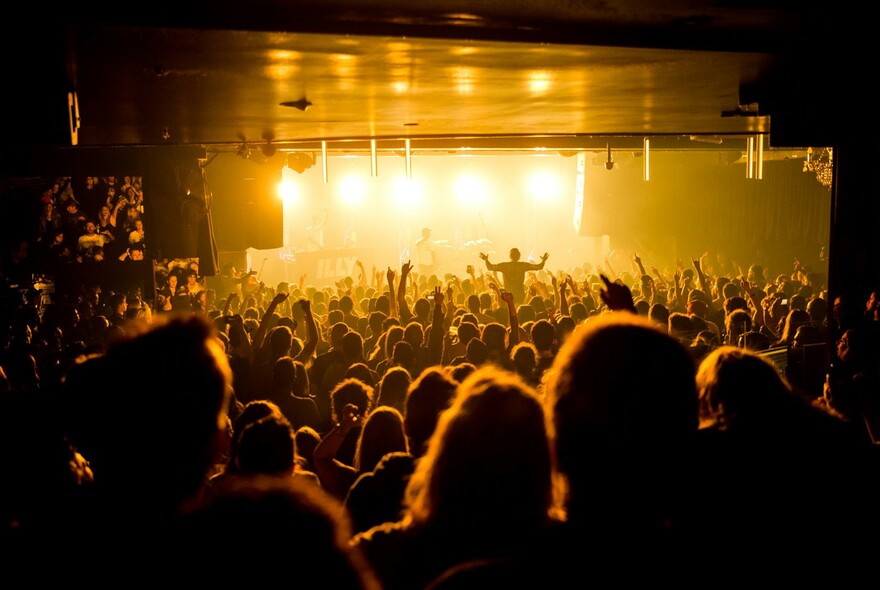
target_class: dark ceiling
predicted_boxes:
[0,2,851,159]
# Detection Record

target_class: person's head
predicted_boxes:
[391,340,415,372]
[355,406,408,473]
[404,367,457,457]
[268,325,293,357]
[405,366,556,533]
[383,325,405,358]
[340,330,365,363]
[465,337,489,366]
[236,413,296,474]
[511,342,538,382]
[376,366,412,415]
[62,315,233,520]
[421,227,431,240]
[668,312,695,342]
[509,248,521,262]
[530,319,555,353]
[403,321,424,350]
[172,474,381,588]
[697,345,821,436]
[108,292,127,316]
[725,308,752,344]
[330,378,373,424]
[367,311,387,337]
[806,296,828,326]
[544,313,698,513]
[345,362,375,389]
[456,320,480,347]
[413,298,431,320]
[328,322,350,350]
[791,324,823,349]
[480,322,507,352]
[780,308,812,344]
[649,303,670,328]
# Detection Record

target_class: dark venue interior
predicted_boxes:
[1,1,878,578]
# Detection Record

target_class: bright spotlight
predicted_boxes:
[392,177,425,208]
[528,171,560,202]
[279,165,299,203]
[528,71,552,94]
[339,175,367,206]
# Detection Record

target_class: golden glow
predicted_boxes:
[449,66,475,95]
[452,46,477,56]
[339,175,367,206]
[392,80,409,94]
[266,50,302,80]
[279,166,299,203]
[454,174,487,207]
[528,171,560,202]
[527,71,552,94]
[333,54,356,90]
[392,177,425,207]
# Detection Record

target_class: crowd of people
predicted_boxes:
[28,175,148,268]
[2,247,879,580]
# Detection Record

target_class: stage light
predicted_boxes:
[278,166,299,204]
[339,175,366,206]
[528,171,560,202]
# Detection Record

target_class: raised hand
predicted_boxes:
[387,267,396,283]
[500,290,514,305]
[479,252,489,261]
[298,298,311,313]
[541,252,549,262]
[599,273,636,313]
[433,285,444,306]
[272,291,290,307]
[401,260,413,276]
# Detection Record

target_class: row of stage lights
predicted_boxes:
[278,167,564,208]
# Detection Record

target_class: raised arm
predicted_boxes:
[479,251,499,272]
[692,254,712,303]
[528,252,550,271]
[226,314,253,363]
[398,260,414,323]
[426,285,446,367]
[252,291,290,352]
[559,275,570,318]
[355,259,368,288]
[500,290,520,347]
[633,253,647,278]
[386,266,398,319]
[294,298,320,364]
[565,274,581,298]
[598,273,637,314]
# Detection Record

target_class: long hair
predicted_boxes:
[354,406,408,473]
[405,366,557,533]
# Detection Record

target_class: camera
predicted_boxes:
[604,161,614,171]
[781,298,789,306]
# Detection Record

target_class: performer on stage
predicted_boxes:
[415,227,438,277]
[479,247,549,305]
[305,209,328,251]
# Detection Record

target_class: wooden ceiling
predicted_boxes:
[0,3,847,157]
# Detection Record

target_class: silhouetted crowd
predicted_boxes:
[2,251,879,582]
